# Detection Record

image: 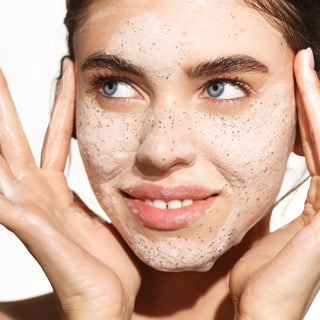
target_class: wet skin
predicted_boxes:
[1,0,320,319]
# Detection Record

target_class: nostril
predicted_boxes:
[134,159,175,177]
[137,141,196,167]
[137,151,195,167]
[160,153,196,168]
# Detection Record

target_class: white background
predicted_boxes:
[0,1,319,319]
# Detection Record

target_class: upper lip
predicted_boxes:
[122,184,219,201]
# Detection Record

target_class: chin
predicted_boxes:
[127,235,221,273]
[140,254,217,272]
[122,220,252,274]
[156,262,215,273]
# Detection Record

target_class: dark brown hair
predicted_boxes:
[63,0,320,70]
[64,0,91,60]
[243,0,320,70]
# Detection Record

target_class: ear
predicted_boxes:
[293,120,304,156]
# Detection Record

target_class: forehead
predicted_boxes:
[74,0,289,73]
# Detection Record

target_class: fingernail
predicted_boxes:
[306,47,315,70]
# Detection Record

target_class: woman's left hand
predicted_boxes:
[230,48,320,320]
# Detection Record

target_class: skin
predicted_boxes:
[74,0,296,272]
[0,1,320,319]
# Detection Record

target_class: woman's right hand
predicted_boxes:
[229,48,320,320]
[0,60,141,320]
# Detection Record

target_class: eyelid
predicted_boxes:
[93,75,131,87]
[200,78,252,98]
[88,72,144,99]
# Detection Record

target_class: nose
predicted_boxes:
[136,110,196,173]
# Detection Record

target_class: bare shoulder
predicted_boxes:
[0,293,60,320]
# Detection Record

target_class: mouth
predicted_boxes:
[122,185,219,230]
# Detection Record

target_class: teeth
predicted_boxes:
[182,199,193,207]
[168,200,182,209]
[144,199,195,209]
[153,199,167,209]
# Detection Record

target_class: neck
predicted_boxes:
[134,214,270,320]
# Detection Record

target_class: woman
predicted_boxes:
[0,0,320,319]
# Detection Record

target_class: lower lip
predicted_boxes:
[127,196,217,230]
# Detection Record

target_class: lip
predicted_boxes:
[122,184,219,230]
[123,184,217,201]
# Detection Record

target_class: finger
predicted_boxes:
[294,48,320,176]
[41,58,75,171]
[0,154,15,194]
[0,194,17,231]
[263,213,320,316]
[296,89,320,175]
[11,214,125,317]
[0,69,35,174]
[231,190,320,319]
[304,176,320,217]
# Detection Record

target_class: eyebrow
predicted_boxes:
[81,52,269,78]
[81,52,145,76]
[186,55,269,78]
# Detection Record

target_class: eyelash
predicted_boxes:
[201,78,252,99]
[90,73,136,95]
[88,72,252,102]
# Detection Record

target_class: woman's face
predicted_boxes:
[73,0,296,271]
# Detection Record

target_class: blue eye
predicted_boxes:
[103,81,118,96]
[102,81,137,98]
[206,81,246,99]
[207,82,225,98]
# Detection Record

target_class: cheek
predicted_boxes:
[75,98,143,183]
[196,89,296,215]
